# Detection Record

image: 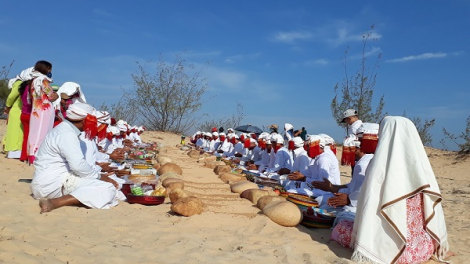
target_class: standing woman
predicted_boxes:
[3,79,24,158]
[27,60,59,164]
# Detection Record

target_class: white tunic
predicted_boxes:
[269,147,293,173]
[291,147,310,175]
[30,120,119,209]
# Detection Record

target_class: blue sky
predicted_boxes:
[1,1,469,149]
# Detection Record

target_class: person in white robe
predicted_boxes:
[265,134,293,175]
[283,123,294,143]
[216,132,231,154]
[312,131,375,211]
[53,82,87,122]
[207,132,221,153]
[253,133,272,172]
[103,126,121,155]
[350,116,449,263]
[31,102,122,213]
[134,126,144,144]
[224,134,243,158]
[283,134,340,196]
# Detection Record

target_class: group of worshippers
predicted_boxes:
[190,110,450,263]
[2,61,147,213]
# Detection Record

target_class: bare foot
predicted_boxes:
[39,199,56,214]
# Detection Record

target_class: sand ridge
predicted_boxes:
[0,120,468,263]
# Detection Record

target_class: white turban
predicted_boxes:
[108,126,120,136]
[270,134,284,144]
[259,132,270,140]
[117,120,126,126]
[318,134,335,146]
[219,132,226,136]
[117,123,127,132]
[138,126,144,132]
[307,134,325,148]
[94,110,111,125]
[205,132,212,137]
[212,132,219,137]
[66,102,96,121]
[292,136,304,148]
[249,138,258,145]
[284,123,293,131]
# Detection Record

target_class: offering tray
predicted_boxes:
[122,183,165,205]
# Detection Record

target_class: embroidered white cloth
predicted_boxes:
[351,116,449,263]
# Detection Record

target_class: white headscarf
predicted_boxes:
[8,67,43,89]
[117,123,127,132]
[108,126,120,136]
[66,102,95,121]
[94,110,111,125]
[351,116,449,263]
[292,136,304,148]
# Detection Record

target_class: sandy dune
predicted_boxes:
[0,120,468,263]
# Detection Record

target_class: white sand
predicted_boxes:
[0,119,468,263]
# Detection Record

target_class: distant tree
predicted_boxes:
[411,116,436,147]
[99,94,139,125]
[121,54,208,133]
[331,25,386,129]
[196,102,245,132]
[0,62,14,116]
[441,116,470,157]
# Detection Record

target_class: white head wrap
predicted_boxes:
[270,134,284,144]
[258,132,270,140]
[219,132,226,136]
[284,123,294,131]
[117,123,127,132]
[66,102,96,121]
[108,126,120,136]
[307,134,325,148]
[94,110,111,125]
[212,132,219,137]
[138,126,144,132]
[249,138,258,145]
[318,134,335,146]
[292,136,304,148]
[8,67,43,89]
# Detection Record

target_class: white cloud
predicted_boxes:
[303,59,329,66]
[271,22,382,48]
[224,53,262,64]
[386,52,447,63]
[93,8,113,17]
[349,46,382,60]
[272,30,313,44]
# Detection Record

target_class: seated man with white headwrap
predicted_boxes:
[283,134,340,196]
[80,110,125,172]
[53,82,87,123]
[312,124,377,213]
[264,134,293,176]
[133,126,144,144]
[31,102,122,213]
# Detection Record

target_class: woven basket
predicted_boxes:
[301,210,335,228]
[286,193,318,211]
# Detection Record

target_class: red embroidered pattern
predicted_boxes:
[396,193,434,264]
[330,219,354,249]
[331,193,435,264]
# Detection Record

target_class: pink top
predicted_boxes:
[21,85,32,114]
